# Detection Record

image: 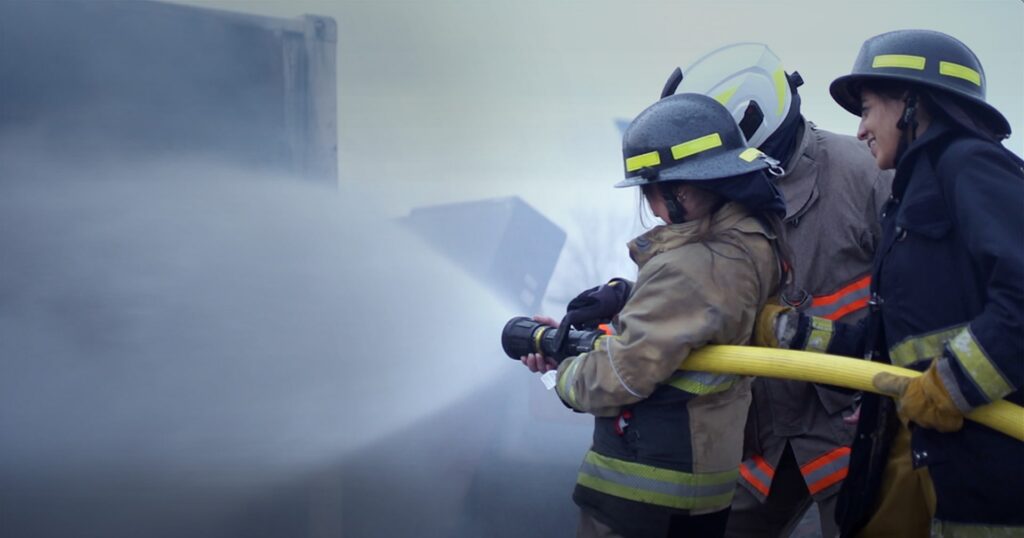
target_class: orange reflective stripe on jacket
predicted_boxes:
[806,275,871,321]
[800,446,851,495]
[738,455,775,497]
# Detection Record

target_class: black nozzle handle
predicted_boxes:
[501,316,604,362]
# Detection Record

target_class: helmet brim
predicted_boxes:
[614,147,770,188]
[828,73,866,117]
[830,73,1011,137]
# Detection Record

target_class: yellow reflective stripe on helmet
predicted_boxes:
[671,133,722,160]
[772,68,787,115]
[739,148,763,162]
[939,61,982,86]
[625,150,661,172]
[805,317,834,353]
[888,324,966,367]
[577,450,738,511]
[713,85,739,106]
[947,327,1014,403]
[872,54,926,70]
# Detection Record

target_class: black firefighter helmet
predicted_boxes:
[830,29,1010,138]
[617,93,785,220]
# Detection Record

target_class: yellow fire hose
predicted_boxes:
[681,345,1024,442]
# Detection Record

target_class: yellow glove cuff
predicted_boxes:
[753,303,793,348]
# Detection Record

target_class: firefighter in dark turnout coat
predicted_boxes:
[758,29,1024,537]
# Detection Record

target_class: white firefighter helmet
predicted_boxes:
[662,43,798,149]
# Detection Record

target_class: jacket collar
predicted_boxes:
[896,117,957,169]
[892,118,958,198]
[628,202,772,267]
[771,119,820,223]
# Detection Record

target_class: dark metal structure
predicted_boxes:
[400,196,566,314]
[0,0,337,182]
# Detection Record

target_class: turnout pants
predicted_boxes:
[855,424,935,538]
[725,443,839,538]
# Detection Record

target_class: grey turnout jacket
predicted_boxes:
[738,120,892,502]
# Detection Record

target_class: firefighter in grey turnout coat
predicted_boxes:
[662,43,892,537]
[521,93,787,538]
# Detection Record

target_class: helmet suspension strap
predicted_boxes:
[659,182,687,224]
[897,94,919,141]
[895,93,919,163]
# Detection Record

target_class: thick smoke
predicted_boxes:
[0,150,589,537]
[0,2,599,535]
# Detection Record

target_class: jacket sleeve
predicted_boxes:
[933,141,1024,411]
[787,313,869,360]
[554,246,762,416]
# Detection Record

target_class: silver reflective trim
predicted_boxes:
[578,460,736,500]
[802,453,849,487]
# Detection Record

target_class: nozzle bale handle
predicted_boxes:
[501,316,603,362]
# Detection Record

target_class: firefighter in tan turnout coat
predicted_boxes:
[521,93,788,538]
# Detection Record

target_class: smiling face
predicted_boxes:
[857,88,908,170]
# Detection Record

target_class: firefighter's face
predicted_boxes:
[857,89,905,170]
[642,184,671,223]
[642,183,715,224]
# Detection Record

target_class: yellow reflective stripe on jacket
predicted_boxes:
[939,61,981,86]
[557,358,582,409]
[804,317,834,353]
[888,324,966,367]
[947,327,1014,403]
[666,370,738,395]
[577,450,738,511]
[931,521,1024,537]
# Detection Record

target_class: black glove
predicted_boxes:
[563,278,632,329]
[553,278,632,354]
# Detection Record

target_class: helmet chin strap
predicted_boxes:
[658,182,687,224]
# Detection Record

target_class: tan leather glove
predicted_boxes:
[872,360,964,432]
[753,303,793,348]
